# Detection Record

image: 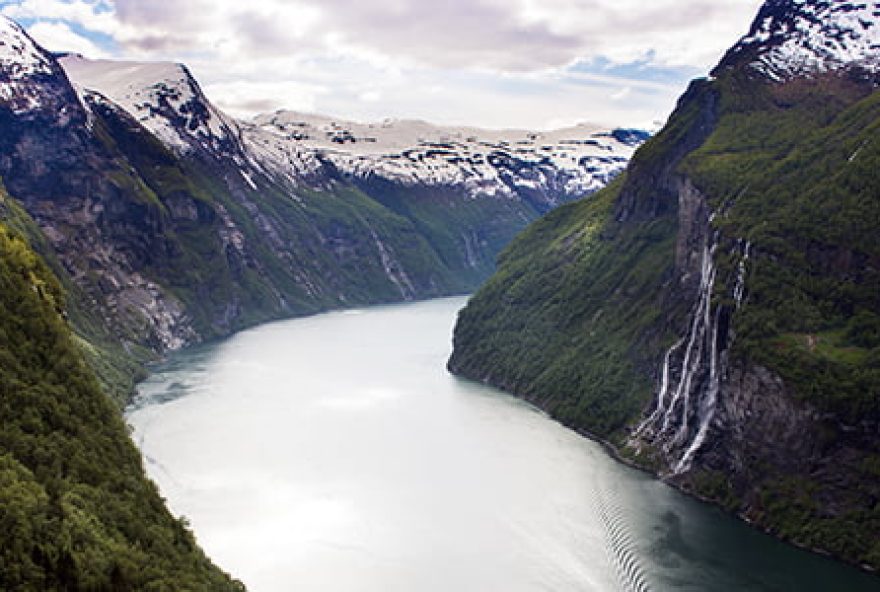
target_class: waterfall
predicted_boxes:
[634,337,684,435]
[733,240,751,307]
[634,230,752,476]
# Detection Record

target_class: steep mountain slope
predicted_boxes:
[0,18,643,586]
[450,0,880,570]
[8,47,639,372]
[0,210,242,589]
[0,19,639,588]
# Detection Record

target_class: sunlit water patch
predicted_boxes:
[127,297,878,592]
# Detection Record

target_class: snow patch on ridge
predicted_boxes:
[0,17,53,77]
[59,55,239,154]
[56,54,644,200]
[725,0,880,80]
[0,16,69,115]
[250,111,639,199]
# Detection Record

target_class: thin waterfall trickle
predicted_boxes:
[733,240,752,307]
[634,337,684,435]
[633,228,753,475]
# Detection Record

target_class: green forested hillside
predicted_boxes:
[452,71,880,435]
[0,222,243,590]
[448,175,674,435]
[446,76,719,437]
[682,74,880,420]
[449,69,880,569]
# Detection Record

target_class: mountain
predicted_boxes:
[0,42,641,379]
[59,54,641,205]
[449,0,880,571]
[0,20,643,396]
[0,16,644,587]
[248,110,642,203]
[717,0,880,81]
[0,194,243,589]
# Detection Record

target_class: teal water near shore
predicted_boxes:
[127,297,878,591]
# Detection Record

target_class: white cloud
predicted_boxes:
[205,79,328,119]
[25,20,109,57]
[359,90,382,103]
[611,87,632,101]
[3,0,121,38]
[84,0,765,73]
[516,0,765,69]
[0,0,766,128]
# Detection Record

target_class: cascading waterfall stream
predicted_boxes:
[634,227,752,475]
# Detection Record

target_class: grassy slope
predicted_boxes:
[449,77,719,438]
[0,221,243,590]
[452,71,880,437]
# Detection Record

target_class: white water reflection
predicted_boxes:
[128,298,619,591]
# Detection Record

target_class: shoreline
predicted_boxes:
[451,369,880,579]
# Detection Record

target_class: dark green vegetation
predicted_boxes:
[682,75,880,421]
[448,76,721,437]
[449,176,674,435]
[0,182,149,405]
[1,30,594,588]
[2,88,553,410]
[0,221,243,590]
[450,68,880,570]
[681,73,880,569]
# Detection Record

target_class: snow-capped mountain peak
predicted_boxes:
[60,55,240,155]
[56,52,645,203]
[250,110,643,200]
[253,110,631,157]
[0,16,53,77]
[718,0,880,81]
[0,16,81,118]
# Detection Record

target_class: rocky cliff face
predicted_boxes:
[450,0,880,570]
[0,23,201,356]
[0,192,244,590]
[0,17,643,402]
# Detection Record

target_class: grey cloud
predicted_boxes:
[601,4,730,35]
[232,11,320,55]
[216,97,282,113]
[313,0,583,70]
[100,0,761,74]
[113,0,584,71]
[114,0,208,29]
[112,0,219,54]
[125,32,194,53]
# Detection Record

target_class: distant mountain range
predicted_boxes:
[0,16,643,587]
[0,16,644,370]
[59,54,644,201]
[450,0,880,572]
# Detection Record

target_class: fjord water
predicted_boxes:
[127,297,878,592]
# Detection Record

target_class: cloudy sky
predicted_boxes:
[1,0,764,129]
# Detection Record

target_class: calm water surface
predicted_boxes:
[127,297,878,591]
